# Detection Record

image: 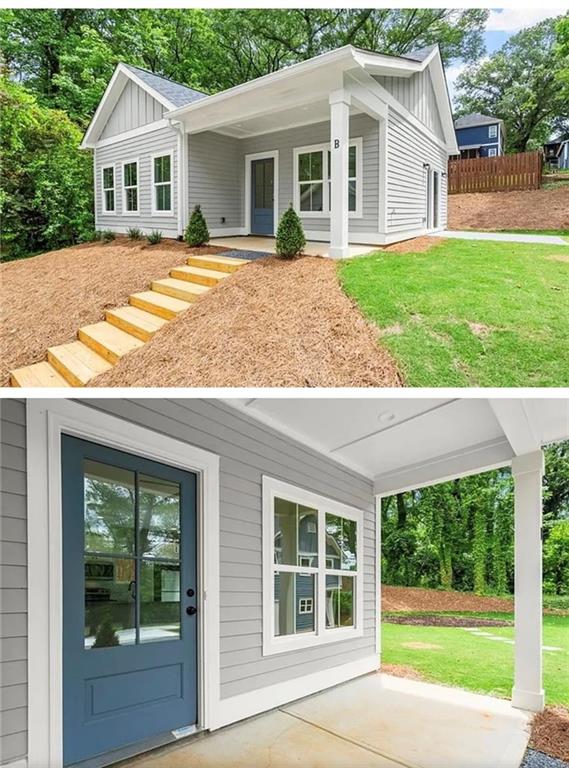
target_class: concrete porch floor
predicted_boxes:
[125,673,532,768]
[208,236,378,258]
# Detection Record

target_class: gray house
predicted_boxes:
[81,45,458,256]
[1,396,565,768]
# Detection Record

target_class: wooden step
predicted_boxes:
[106,305,167,342]
[10,361,70,388]
[187,255,250,273]
[169,264,228,287]
[151,278,210,303]
[129,290,192,320]
[47,341,112,386]
[78,321,144,364]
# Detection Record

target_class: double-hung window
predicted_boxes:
[488,124,497,139]
[123,160,139,214]
[263,476,364,655]
[102,166,115,213]
[152,153,173,215]
[294,138,362,217]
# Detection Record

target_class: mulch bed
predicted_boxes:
[530,707,569,763]
[91,255,402,388]
[448,186,569,231]
[0,238,228,386]
[384,614,512,628]
[383,236,445,253]
[382,585,514,614]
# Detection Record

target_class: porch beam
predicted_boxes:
[329,90,351,259]
[489,399,539,456]
[511,450,545,712]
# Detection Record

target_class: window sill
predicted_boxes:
[298,212,364,221]
[262,625,364,657]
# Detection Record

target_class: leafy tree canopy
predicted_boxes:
[454,15,569,152]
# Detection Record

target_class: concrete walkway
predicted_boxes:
[433,230,568,246]
[126,673,532,768]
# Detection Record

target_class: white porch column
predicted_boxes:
[511,450,545,712]
[329,90,351,259]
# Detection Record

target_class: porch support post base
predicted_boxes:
[329,89,351,259]
[511,450,544,714]
[328,246,351,259]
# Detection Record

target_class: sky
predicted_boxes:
[445,6,567,104]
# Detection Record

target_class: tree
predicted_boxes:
[543,521,569,595]
[275,205,306,258]
[454,16,569,152]
[184,204,209,247]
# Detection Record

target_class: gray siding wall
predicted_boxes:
[0,400,27,766]
[95,125,179,238]
[1,399,376,762]
[375,69,444,141]
[100,80,165,141]
[386,108,448,235]
[188,132,243,233]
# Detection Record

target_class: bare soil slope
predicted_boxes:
[382,585,514,613]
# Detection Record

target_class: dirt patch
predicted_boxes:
[401,641,443,650]
[548,253,569,263]
[0,238,228,386]
[91,256,402,388]
[530,706,569,763]
[448,186,569,231]
[381,663,426,682]
[383,236,444,253]
[382,585,514,614]
[468,321,492,337]
[385,614,512,628]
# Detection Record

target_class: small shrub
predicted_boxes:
[127,227,143,240]
[147,230,163,245]
[184,204,209,247]
[100,229,115,243]
[276,204,306,258]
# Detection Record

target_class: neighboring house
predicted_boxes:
[81,45,459,255]
[543,136,569,170]
[454,113,505,159]
[1,396,563,767]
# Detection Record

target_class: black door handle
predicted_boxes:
[186,606,197,616]
[186,588,195,597]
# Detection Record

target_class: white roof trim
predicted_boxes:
[80,63,177,149]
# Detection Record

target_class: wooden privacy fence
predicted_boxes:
[448,151,542,194]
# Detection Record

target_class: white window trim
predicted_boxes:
[488,147,497,157]
[151,150,175,217]
[101,164,116,215]
[122,157,140,215]
[292,137,363,219]
[488,124,498,139]
[262,476,364,657]
[298,598,314,614]
[26,400,220,767]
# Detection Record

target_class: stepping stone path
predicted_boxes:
[10,252,250,387]
[462,627,562,651]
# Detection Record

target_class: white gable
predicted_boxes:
[100,79,165,140]
[373,68,444,141]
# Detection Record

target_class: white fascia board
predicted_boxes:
[426,53,459,155]
[352,50,422,77]
[489,400,540,456]
[81,63,177,149]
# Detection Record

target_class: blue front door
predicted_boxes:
[251,157,274,235]
[62,436,197,765]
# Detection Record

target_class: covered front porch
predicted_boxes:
[121,672,531,768]
[208,236,377,258]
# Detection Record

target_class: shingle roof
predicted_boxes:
[454,112,502,129]
[402,44,438,63]
[123,64,208,108]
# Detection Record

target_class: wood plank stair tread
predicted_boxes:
[129,290,192,319]
[78,321,145,364]
[187,255,250,272]
[151,277,211,302]
[10,361,71,388]
[170,265,228,285]
[106,305,168,341]
[47,341,112,386]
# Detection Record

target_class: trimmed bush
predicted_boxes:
[184,204,209,247]
[100,229,115,243]
[127,227,143,240]
[147,230,163,245]
[276,204,305,258]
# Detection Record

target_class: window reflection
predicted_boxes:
[325,575,354,628]
[274,498,318,567]
[84,460,135,554]
[84,556,136,648]
[274,572,315,636]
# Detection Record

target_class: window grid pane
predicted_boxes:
[326,143,357,212]
[103,167,114,190]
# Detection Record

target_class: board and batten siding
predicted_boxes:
[95,125,179,238]
[188,132,244,234]
[99,80,165,141]
[386,109,448,235]
[374,68,444,142]
[0,398,377,764]
[0,400,27,766]
[239,114,380,237]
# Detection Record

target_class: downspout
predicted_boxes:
[169,118,187,239]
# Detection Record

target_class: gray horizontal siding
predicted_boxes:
[0,399,27,766]
[386,109,448,233]
[100,80,165,141]
[375,69,444,141]
[95,125,178,237]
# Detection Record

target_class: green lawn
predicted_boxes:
[382,612,569,706]
[339,239,569,387]
[478,229,569,242]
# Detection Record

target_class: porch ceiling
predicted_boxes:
[225,398,569,491]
